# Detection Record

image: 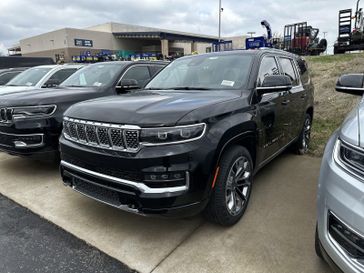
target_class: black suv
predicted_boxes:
[59,50,314,226]
[0,61,167,160]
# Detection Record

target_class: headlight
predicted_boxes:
[12,105,57,120]
[140,123,206,145]
[335,139,364,177]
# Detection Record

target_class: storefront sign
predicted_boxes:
[74,39,93,47]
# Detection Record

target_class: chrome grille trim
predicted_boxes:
[0,108,13,124]
[63,117,141,153]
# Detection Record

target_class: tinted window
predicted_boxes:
[296,58,309,84]
[0,72,21,85]
[146,54,253,90]
[46,68,78,85]
[150,65,165,76]
[257,56,280,87]
[278,57,299,86]
[122,66,151,87]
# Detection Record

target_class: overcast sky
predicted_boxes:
[0,0,357,55]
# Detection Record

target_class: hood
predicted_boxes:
[339,99,364,147]
[0,86,37,95]
[0,87,100,107]
[65,90,244,126]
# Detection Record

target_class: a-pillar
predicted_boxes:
[161,39,169,58]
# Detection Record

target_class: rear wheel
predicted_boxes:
[204,146,253,226]
[295,113,312,155]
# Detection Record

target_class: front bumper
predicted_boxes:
[317,133,364,273]
[59,135,217,217]
[0,118,61,158]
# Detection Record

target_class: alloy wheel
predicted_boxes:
[225,156,252,216]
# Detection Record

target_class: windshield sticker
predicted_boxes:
[93,82,102,87]
[209,57,219,60]
[25,82,33,86]
[221,80,235,87]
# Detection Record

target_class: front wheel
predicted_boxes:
[204,146,253,226]
[295,114,312,155]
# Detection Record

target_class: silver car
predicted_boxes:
[316,73,364,273]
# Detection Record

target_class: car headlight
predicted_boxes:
[12,105,57,120]
[140,123,206,145]
[335,139,364,177]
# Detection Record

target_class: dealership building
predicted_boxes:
[8,22,247,62]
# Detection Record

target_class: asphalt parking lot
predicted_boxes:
[0,152,332,273]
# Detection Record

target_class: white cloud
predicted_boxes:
[0,0,357,53]
[0,43,8,56]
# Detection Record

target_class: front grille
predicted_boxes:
[0,108,13,123]
[63,117,141,152]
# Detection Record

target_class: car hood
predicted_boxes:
[65,90,245,126]
[340,98,364,147]
[0,86,37,95]
[0,87,101,107]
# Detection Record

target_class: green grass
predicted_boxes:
[306,53,358,64]
[309,117,344,157]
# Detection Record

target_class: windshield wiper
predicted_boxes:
[166,87,213,90]
[64,85,87,88]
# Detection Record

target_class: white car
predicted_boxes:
[0,64,83,95]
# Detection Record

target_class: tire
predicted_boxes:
[295,113,312,155]
[315,225,323,259]
[204,146,253,226]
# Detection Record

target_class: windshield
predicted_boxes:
[60,63,125,87]
[6,67,52,86]
[145,54,253,90]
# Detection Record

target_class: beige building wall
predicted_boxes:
[224,36,247,50]
[19,22,218,61]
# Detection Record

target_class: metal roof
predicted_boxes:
[113,31,219,43]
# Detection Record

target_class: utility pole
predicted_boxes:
[247,32,256,38]
[218,0,223,42]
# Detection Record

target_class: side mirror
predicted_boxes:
[43,78,61,88]
[336,73,364,96]
[116,79,140,92]
[256,75,293,95]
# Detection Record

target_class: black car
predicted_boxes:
[0,67,29,85]
[59,50,314,226]
[0,61,167,160]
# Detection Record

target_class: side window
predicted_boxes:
[122,66,151,87]
[150,65,165,77]
[46,68,77,85]
[278,58,299,86]
[0,72,21,85]
[257,56,280,87]
[296,58,309,85]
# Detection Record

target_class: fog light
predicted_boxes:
[13,135,43,148]
[144,172,186,182]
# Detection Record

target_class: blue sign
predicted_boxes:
[74,39,93,47]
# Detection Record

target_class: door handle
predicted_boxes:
[281,100,290,105]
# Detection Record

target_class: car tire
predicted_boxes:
[315,225,323,259]
[204,146,253,226]
[295,113,312,155]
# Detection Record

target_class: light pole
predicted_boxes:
[218,0,223,42]
[247,32,256,38]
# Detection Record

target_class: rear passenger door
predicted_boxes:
[257,56,287,160]
[277,57,306,141]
